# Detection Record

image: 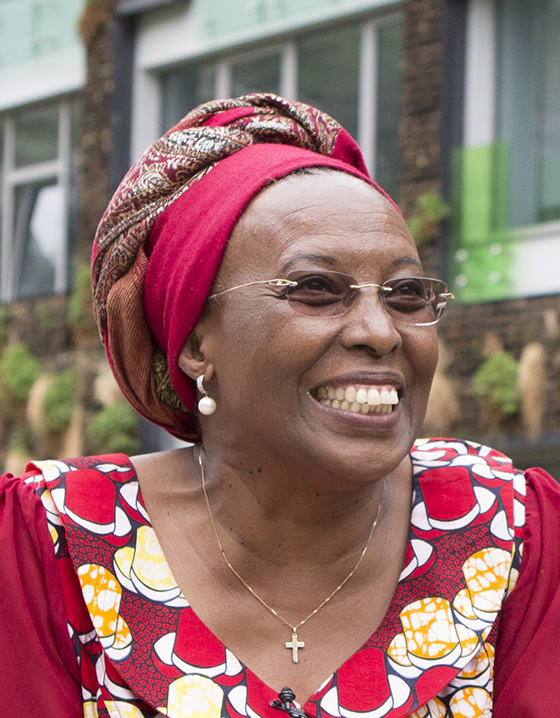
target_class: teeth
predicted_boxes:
[380,389,391,404]
[356,388,368,404]
[367,388,381,406]
[317,384,400,414]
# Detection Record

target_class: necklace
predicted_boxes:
[198,450,382,664]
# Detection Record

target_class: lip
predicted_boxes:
[313,394,402,428]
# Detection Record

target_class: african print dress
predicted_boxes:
[14,438,526,718]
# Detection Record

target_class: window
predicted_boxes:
[0,97,80,302]
[451,0,560,302]
[159,14,402,197]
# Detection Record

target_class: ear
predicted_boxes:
[178,327,215,384]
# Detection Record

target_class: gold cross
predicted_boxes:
[285,631,305,663]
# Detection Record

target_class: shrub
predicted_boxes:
[407,193,450,247]
[87,402,139,455]
[67,264,97,333]
[43,369,77,434]
[473,352,520,416]
[0,343,41,402]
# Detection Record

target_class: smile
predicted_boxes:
[314,385,400,415]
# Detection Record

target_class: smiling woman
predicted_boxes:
[1,95,560,718]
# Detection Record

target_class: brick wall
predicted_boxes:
[400,0,560,464]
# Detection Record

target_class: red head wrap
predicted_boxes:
[92,94,397,441]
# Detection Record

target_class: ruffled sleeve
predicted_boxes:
[0,471,81,716]
[494,467,560,716]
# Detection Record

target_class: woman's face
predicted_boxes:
[185,171,439,485]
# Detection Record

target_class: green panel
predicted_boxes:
[0,0,84,70]
[450,142,513,303]
[193,0,376,40]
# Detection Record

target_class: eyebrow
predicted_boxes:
[281,254,423,273]
[392,256,423,272]
[281,254,338,272]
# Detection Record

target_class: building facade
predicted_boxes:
[1,0,559,475]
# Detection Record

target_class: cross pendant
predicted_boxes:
[285,630,305,663]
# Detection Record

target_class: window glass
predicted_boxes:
[496,0,560,227]
[230,53,281,96]
[160,64,216,132]
[13,182,63,299]
[376,22,403,201]
[14,104,59,167]
[298,24,360,139]
[535,0,560,223]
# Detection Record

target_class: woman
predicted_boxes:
[1,94,559,718]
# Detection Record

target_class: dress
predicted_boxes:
[1,439,560,718]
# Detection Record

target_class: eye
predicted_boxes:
[384,278,430,313]
[287,273,346,305]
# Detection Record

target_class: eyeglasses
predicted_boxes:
[209,270,454,326]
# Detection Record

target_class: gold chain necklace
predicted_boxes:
[198,451,382,664]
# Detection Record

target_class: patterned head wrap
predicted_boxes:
[91,93,396,441]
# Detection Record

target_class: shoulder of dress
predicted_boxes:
[27,454,136,485]
[412,437,520,473]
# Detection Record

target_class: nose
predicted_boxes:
[339,288,402,356]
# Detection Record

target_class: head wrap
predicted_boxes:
[92,93,397,441]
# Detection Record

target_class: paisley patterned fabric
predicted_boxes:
[91,94,387,442]
[24,439,525,718]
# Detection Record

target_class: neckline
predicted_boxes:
[130,454,414,707]
[32,438,520,718]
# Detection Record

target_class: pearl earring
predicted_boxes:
[197,375,217,415]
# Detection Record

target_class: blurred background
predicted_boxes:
[0,0,559,477]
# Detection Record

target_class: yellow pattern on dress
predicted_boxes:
[77,564,132,653]
[462,548,511,614]
[83,700,99,718]
[408,696,446,718]
[104,702,147,717]
[448,687,492,717]
[158,675,224,718]
[115,525,179,593]
[400,597,459,660]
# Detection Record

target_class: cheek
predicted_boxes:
[215,306,332,398]
[407,329,439,391]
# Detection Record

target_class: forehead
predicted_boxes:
[221,170,420,278]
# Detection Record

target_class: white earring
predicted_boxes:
[197,375,217,415]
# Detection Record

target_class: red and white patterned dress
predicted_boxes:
[8,438,529,718]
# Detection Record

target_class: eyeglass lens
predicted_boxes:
[283,270,448,325]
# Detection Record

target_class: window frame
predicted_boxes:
[0,96,75,302]
[157,11,402,180]
[452,0,560,303]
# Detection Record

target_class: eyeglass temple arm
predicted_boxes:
[209,278,298,299]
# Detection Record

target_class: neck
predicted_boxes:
[194,443,411,569]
